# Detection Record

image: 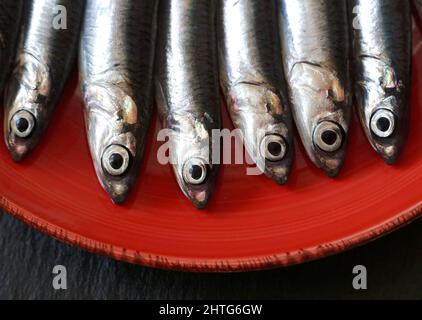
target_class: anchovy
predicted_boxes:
[155,0,221,209]
[3,0,84,162]
[350,0,412,164]
[219,0,293,184]
[80,0,158,204]
[278,0,352,177]
[0,0,22,95]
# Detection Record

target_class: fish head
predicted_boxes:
[4,53,52,161]
[289,62,351,177]
[355,56,409,164]
[227,83,293,184]
[83,84,144,204]
[165,112,219,209]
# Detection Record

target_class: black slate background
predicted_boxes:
[0,209,421,300]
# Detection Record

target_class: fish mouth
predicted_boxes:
[312,120,346,178]
[6,110,38,162]
[103,181,132,205]
[368,108,401,164]
[186,189,213,210]
[376,145,401,165]
[8,144,31,163]
[98,144,135,204]
[265,166,290,185]
[363,94,408,165]
[319,159,344,178]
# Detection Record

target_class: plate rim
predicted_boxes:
[2,195,421,272]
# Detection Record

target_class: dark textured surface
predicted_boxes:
[0,209,421,300]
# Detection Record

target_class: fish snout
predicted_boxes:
[312,121,346,178]
[189,190,212,210]
[105,180,132,205]
[98,144,136,204]
[178,157,216,209]
[6,110,38,162]
[258,133,291,185]
[377,144,401,165]
[265,165,290,185]
[9,144,30,163]
[367,96,406,164]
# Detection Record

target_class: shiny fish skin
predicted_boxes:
[350,0,412,164]
[4,0,84,162]
[0,0,22,95]
[80,0,158,204]
[219,0,293,184]
[155,0,221,209]
[278,0,352,177]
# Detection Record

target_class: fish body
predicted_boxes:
[4,0,84,162]
[278,0,352,177]
[219,0,293,184]
[350,0,412,164]
[80,0,158,204]
[0,0,22,95]
[155,0,221,209]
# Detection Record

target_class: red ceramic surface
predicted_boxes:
[0,26,421,272]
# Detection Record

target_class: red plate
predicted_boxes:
[0,26,421,272]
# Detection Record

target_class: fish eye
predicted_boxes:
[182,158,207,185]
[370,109,395,138]
[102,145,131,176]
[10,110,36,138]
[260,134,287,162]
[313,121,343,153]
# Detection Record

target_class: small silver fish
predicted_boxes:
[155,0,221,209]
[219,0,294,184]
[4,0,84,162]
[80,0,158,204]
[350,0,412,164]
[278,0,352,177]
[0,0,22,94]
